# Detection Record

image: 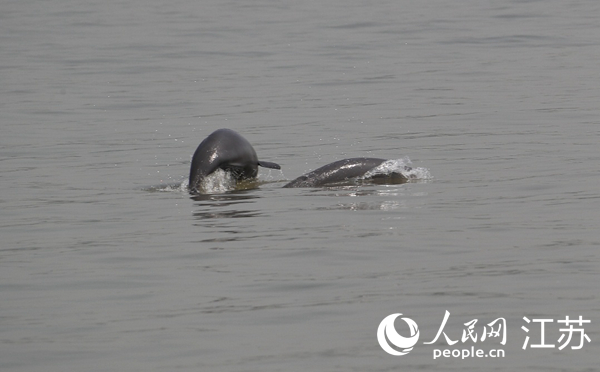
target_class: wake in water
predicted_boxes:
[148,169,275,194]
[152,128,432,194]
[362,157,432,181]
[148,157,431,194]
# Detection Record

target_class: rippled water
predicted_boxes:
[2,0,599,371]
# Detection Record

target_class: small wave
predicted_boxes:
[147,158,430,194]
[143,181,187,193]
[363,157,432,181]
[144,170,236,194]
[147,170,283,195]
[191,169,238,194]
[190,169,271,194]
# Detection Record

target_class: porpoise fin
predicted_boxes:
[258,160,281,170]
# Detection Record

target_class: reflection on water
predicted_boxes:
[310,186,411,211]
[191,191,261,220]
[190,191,258,203]
[193,209,262,220]
[323,200,407,211]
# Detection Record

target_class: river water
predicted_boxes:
[1,0,599,371]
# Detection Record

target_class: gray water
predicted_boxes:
[2,0,599,371]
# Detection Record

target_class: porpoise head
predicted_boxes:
[188,128,280,194]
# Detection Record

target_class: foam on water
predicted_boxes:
[190,169,237,194]
[363,157,432,181]
[148,158,431,194]
[146,169,237,194]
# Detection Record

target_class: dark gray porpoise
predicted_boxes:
[283,157,407,188]
[188,128,280,194]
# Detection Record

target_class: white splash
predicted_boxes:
[363,157,432,180]
[193,168,237,193]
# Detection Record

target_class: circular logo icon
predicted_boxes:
[377,313,420,356]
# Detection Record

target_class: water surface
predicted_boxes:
[2,0,599,371]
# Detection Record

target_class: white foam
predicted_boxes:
[363,157,432,180]
[195,169,237,193]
